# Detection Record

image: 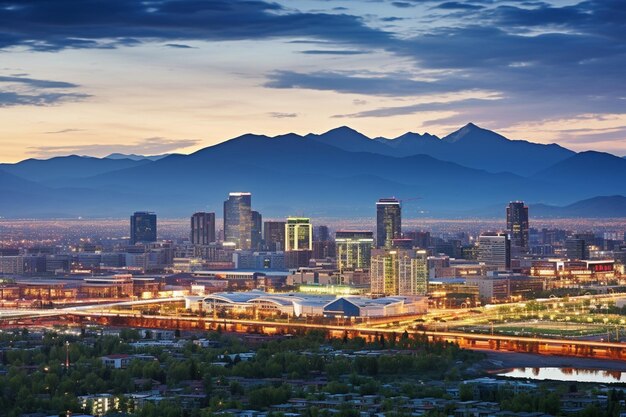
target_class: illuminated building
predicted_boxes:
[191,212,216,245]
[506,201,529,253]
[478,233,511,270]
[251,210,263,250]
[285,217,312,251]
[130,211,157,245]
[376,198,401,248]
[370,249,428,296]
[335,230,374,273]
[223,192,252,250]
[264,221,286,251]
[466,275,510,303]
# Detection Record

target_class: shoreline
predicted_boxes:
[475,349,626,372]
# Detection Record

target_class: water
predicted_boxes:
[499,367,626,384]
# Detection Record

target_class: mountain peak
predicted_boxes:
[323,126,365,136]
[443,122,506,144]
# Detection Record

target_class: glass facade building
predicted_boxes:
[376,198,401,248]
[130,211,157,245]
[506,201,529,252]
[191,212,216,245]
[223,192,252,250]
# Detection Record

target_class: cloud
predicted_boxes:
[0,0,392,51]
[0,74,89,107]
[164,43,195,49]
[299,49,368,55]
[434,2,484,10]
[268,112,298,118]
[28,137,201,158]
[43,128,85,134]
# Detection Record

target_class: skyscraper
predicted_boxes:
[565,238,588,260]
[251,210,263,251]
[376,198,401,248]
[370,249,428,296]
[285,217,312,251]
[335,230,374,273]
[264,221,286,251]
[130,211,157,245]
[223,192,252,250]
[191,212,216,245]
[478,233,511,270]
[507,201,529,253]
[314,225,330,242]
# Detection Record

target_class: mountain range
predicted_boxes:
[1,123,625,218]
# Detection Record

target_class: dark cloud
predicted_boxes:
[0,74,89,107]
[0,0,392,51]
[299,49,368,55]
[434,2,484,10]
[391,2,415,8]
[164,43,195,49]
[0,75,78,89]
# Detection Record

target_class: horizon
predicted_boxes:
[3,122,624,164]
[0,0,625,162]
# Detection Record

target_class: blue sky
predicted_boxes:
[0,0,624,161]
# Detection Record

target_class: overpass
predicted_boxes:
[43,310,626,361]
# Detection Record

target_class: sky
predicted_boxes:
[0,0,625,162]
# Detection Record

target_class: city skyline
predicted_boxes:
[0,0,625,163]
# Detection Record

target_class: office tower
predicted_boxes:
[223,192,252,250]
[506,201,529,253]
[370,249,428,296]
[130,211,157,245]
[190,212,216,245]
[285,217,312,251]
[376,198,401,248]
[335,230,374,273]
[314,225,330,242]
[478,233,511,270]
[565,238,588,260]
[251,210,263,251]
[404,231,431,249]
[264,221,286,251]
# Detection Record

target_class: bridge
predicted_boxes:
[1,295,626,360]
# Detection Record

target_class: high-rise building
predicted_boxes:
[404,231,431,249]
[565,238,588,260]
[376,198,401,248]
[370,249,428,296]
[251,210,263,251]
[336,230,374,273]
[314,225,330,242]
[190,212,216,245]
[223,192,252,250]
[285,217,312,251]
[506,201,529,253]
[478,233,511,270]
[130,211,157,245]
[264,221,286,251]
